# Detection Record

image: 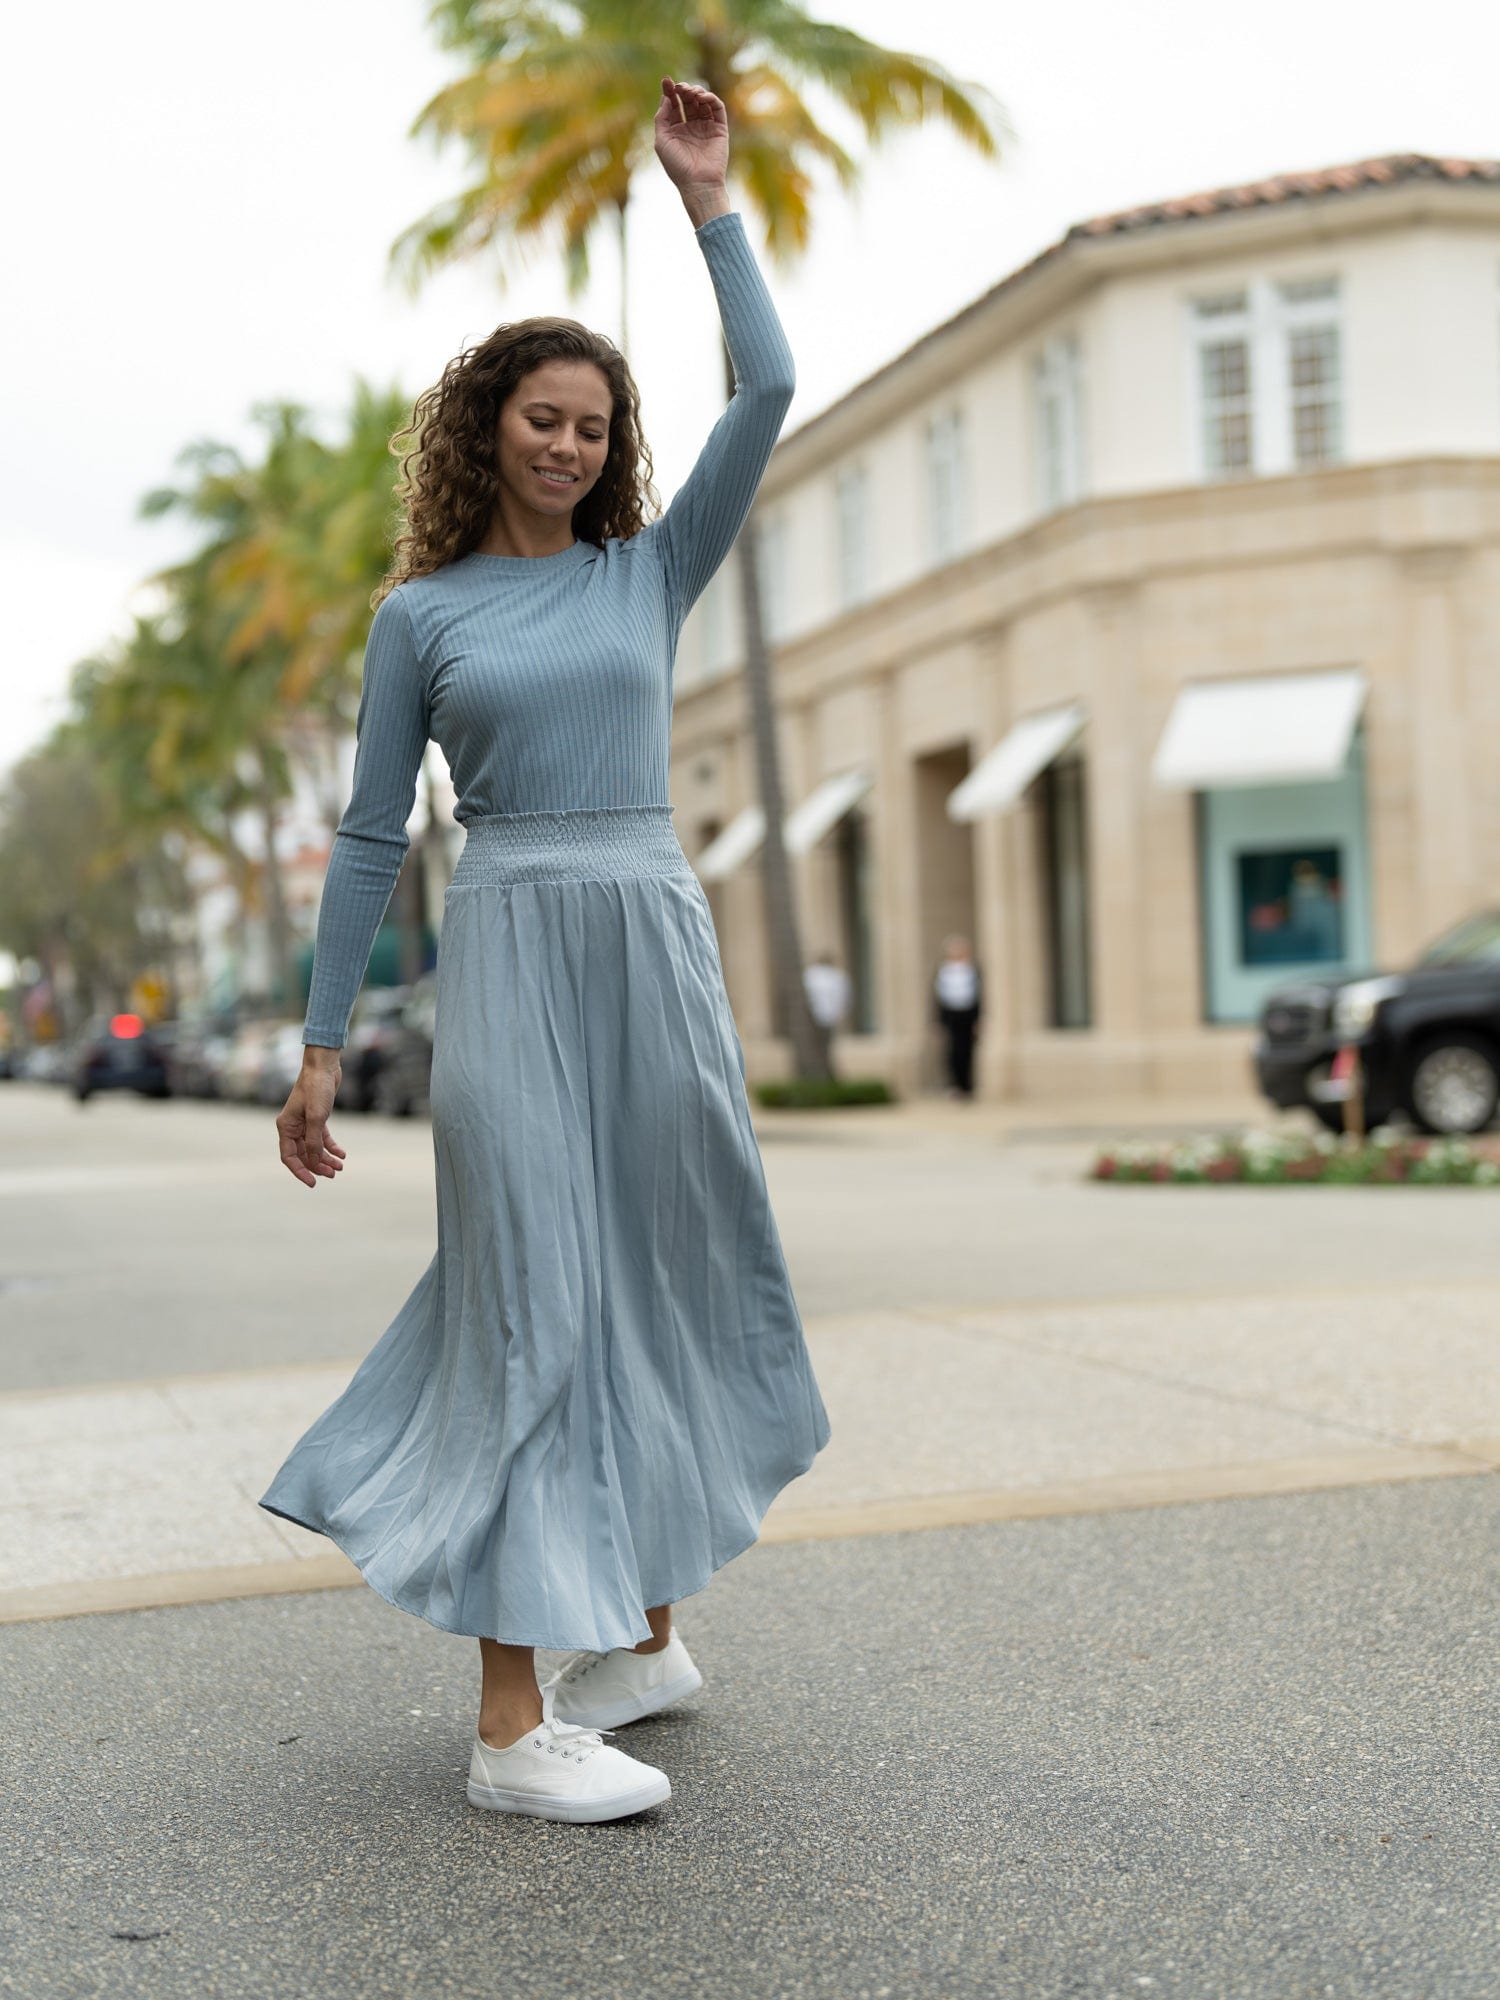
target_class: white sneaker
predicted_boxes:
[540,1625,704,1730]
[467,1715,671,1823]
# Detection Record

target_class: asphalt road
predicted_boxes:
[11,1083,1500,1391]
[3,1474,1495,2000]
[7,1081,1498,1998]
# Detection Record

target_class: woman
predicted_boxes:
[264,79,831,1826]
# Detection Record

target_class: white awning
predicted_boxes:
[784,768,873,855]
[946,702,1087,821]
[1152,669,1367,789]
[693,804,766,882]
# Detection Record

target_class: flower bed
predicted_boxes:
[1090,1129,1500,1185]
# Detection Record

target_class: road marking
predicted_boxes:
[2,1436,1494,1627]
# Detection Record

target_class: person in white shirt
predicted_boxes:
[932,933,982,1098]
[802,950,852,1073]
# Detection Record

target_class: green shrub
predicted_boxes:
[753,1076,895,1110]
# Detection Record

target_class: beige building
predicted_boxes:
[668,152,1500,1101]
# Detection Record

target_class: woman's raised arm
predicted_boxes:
[646,82,796,630]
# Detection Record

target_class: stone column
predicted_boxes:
[966,622,1015,1098]
[1401,544,1473,938]
[1080,581,1148,1094]
[871,666,923,1096]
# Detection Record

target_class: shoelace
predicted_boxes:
[556,1649,609,1686]
[529,1714,616,1763]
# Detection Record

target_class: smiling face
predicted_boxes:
[494,357,613,530]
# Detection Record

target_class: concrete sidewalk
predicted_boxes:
[4,1280,1496,1626]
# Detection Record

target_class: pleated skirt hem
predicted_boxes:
[258,803,833,1655]
[259,1424,826,1651]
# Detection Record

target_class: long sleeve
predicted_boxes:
[650,208,796,631]
[302,588,430,1048]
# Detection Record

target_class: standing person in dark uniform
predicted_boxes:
[932,932,982,1098]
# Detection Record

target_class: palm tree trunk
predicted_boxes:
[615,192,630,355]
[257,784,294,1009]
[723,341,830,1081]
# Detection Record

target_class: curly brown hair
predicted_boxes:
[375,316,662,605]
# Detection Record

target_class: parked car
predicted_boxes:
[219,1019,285,1104]
[17,1043,71,1084]
[163,1014,240,1098]
[257,1023,312,1107]
[1254,910,1500,1135]
[374,973,437,1118]
[337,986,412,1114]
[69,1013,171,1102]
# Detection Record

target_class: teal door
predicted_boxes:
[1199,728,1373,1023]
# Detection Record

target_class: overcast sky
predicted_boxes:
[4,0,1496,780]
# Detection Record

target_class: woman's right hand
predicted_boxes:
[277,1051,347,1187]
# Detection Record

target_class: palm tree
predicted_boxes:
[397,0,1008,1078]
[139,391,425,1006]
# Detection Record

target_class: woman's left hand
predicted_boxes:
[654,77,728,190]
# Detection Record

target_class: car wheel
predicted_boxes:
[1405,1033,1500,1135]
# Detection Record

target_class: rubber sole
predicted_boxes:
[466,1770,671,1823]
[551,1664,704,1731]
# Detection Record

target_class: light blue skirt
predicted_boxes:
[259,804,832,1650]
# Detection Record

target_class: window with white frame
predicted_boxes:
[926,405,967,562]
[1032,332,1086,511]
[834,459,871,608]
[756,506,791,642]
[1190,275,1343,480]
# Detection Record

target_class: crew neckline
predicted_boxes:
[464,538,596,570]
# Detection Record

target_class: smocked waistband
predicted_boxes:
[448,805,691,887]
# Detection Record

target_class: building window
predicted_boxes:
[834,460,871,609]
[1190,275,1343,480]
[926,405,967,563]
[1032,332,1086,511]
[1197,725,1371,1024]
[757,507,790,641]
[1287,322,1342,467]
[1199,334,1254,477]
[834,806,877,1032]
[1039,756,1092,1028]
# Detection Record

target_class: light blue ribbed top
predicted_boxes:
[302,208,794,1048]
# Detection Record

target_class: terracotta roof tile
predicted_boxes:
[1068,152,1500,242]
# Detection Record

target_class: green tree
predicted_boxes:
[137,388,422,1004]
[394,0,1007,1078]
[0,734,191,1031]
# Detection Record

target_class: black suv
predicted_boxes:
[1254,911,1500,1135]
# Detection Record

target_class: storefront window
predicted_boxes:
[1236,846,1344,966]
[835,809,877,1032]
[1198,728,1371,1022]
[1041,757,1093,1028]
